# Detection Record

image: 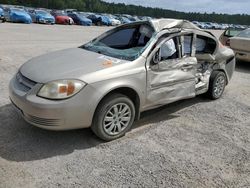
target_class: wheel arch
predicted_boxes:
[93,86,141,123]
[211,64,229,85]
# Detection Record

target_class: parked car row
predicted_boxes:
[0,4,153,26]
[192,21,248,30]
[0,7,6,22]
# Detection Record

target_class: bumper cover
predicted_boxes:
[9,76,96,130]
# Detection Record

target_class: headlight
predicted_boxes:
[38,80,86,99]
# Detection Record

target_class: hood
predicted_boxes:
[11,10,30,18]
[20,48,129,83]
[56,15,70,19]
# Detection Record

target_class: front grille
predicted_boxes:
[24,114,61,126]
[16,72,37,92]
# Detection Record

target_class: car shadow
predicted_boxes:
[235,60,250,74]
[0,96,210,162]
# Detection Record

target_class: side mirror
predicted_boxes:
[152,49,161,64]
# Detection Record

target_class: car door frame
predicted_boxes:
[144,31,198,110]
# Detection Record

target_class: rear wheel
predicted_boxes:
[91,94,135,141]
[206,71,226,99]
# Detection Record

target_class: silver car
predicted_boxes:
[9,19,235,141]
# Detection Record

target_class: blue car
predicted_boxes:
[0,7,5,22]
[87,14,110,26]
[0,7,3,16]
[100,15,112,26]
[29,10,55,24]
[8,8,32,24]
[68,13,92,26]
[119,16,132,24]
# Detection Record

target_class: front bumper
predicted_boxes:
[38,18,55,24]
[0,15,5,22]
[9,74,96,130]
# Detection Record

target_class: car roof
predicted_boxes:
[120,19,216,39]
[150,19,201,32]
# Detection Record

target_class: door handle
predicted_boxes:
[181,64,193,71]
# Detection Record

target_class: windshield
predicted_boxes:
[36,10,49,16]
[237,29,250,38]
[81,24,154,61]
[11,8,24,13]
[225,28,243,37]
[55,12,67,16]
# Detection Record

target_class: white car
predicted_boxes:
[106,14,121,26]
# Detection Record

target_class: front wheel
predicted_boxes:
[206,71,227,100]
[91,94,135,141]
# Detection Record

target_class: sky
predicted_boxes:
[104,0,250,15]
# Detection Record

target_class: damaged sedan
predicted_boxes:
[9,19,235,141]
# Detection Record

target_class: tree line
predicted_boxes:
[1,0,250,25]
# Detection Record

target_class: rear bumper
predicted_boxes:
[9,76,96,131]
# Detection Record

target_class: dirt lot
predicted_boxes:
[0,23,250,188]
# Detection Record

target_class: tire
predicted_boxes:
[91,94,135,141]
[206,71,226,100]
[96,21,101,26]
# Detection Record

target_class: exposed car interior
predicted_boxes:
[99,24,154,49]
[195,35,216,54]
[83,23,155,60]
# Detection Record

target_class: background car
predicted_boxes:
[192,21,203,28]
[230,28,250,62]
[6,8,32,24]
[103,14,121,26]
[0,7,6,22]
[87,14,110,26]
[219,27,244,46]
[29,9,55,24]
[51,10,74,25]
[116,15,131,24]
[68,12,92,26]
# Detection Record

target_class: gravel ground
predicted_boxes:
[0,23,250,188]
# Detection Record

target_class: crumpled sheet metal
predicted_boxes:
[215,46,234,61]
[147,57,197,107]
[150,19,200,33]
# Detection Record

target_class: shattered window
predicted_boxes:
[160,38,178,60]
[196,35,216,54]
[196,38,206,52]
[99,28,136,48]
[82,24,154,60]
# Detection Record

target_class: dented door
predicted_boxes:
[145,34,197,109]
